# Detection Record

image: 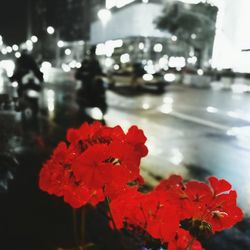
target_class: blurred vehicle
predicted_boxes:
[12,71,43,129]
[109,65,172,91]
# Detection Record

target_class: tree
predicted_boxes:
[155,1,218,68]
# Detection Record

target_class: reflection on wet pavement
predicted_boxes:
[106,86,250,214]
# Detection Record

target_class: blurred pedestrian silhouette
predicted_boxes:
[131,62,145,88]
[11,49,43,98]
[75,46,107,114]
[75,46,103,92]
[11,49,43,131]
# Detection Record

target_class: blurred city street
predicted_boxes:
[3,69,250,214]
[1,0,250,249]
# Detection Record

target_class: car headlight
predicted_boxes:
[143,74,154,81]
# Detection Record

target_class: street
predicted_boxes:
[1,72,250,215]
[105,84,250,215]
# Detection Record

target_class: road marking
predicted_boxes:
[169,111,230,131]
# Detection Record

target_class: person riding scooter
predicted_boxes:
[75,46,107,115]
[10,49,43,129]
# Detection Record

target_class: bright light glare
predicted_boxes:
[62,64,71,72]
[105,58,114,68]
[0,60,15,77]
[159,57,168,69]
[86,107,103,120]
[231,84,250,93]
[57,40,64,48]
[96,43,106,56]
[227,126,250,148]
[26,40,33,51]
[40,61,52,74]
[76,62,82,69]
[138,42,144,50]
[171,35,178,42]
[1,49,7,55]
[0,75,3,93]
[114,64,120,70]
[187,56,197,64]
[65,49,71,55]
[153,43,163,53]
[206,106,218,113]
[69,60,77,68]
[12,81,18,88]
[169,148,183,165]
[191,33,197,39]
[6,46,12,53]
[15,52,21,58]
[98,9,112,24]
[197,69,204,76]
[120,53,130,63]
[142,103,150,110]
[12,44,18,51]
[168,57,185,68]
[47,89,55,112]
[227,111,250,122]
[159,103,173,114]
[31,35,38,43]
[143,73,153,81]
[47,26,55,35]
[96,40,122,56]
[164,73,176,82]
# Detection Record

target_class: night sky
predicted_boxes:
[0,0,28,45]
[0,0,53,45]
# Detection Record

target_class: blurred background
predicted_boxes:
[0,0,250,249]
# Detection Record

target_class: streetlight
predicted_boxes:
[97,9,112,25]
[26,40,33,51]
[65,49,71,56]
[12,44,18,51]
[47,26,55,35]
[15,52,21,58]
[57,40,64,48]
[31,35,38,43]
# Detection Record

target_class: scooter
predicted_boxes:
[76,76,108,121]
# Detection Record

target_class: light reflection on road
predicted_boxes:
[106,87,250,213]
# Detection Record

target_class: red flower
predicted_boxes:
[154,175,243,234]
[208,176,231,196]
[110,188,180,242]
[205,190,243,232]
[39,122,148,208]
[63,183,90,209]
[168,229,204,250]
[39,121,243,248]
[72,144,113,189]
[126,126,148,157]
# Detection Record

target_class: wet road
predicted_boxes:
[105,85,250,215]
[1,70,250,215]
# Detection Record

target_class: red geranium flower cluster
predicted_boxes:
[110,175,243,249]
[39,122,243,250]
[39,122,148,208]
